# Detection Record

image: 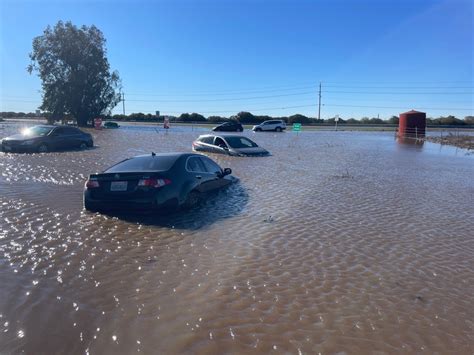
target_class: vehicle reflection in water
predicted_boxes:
[99,182,249,230]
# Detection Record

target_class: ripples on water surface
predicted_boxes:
[1,122,473,354]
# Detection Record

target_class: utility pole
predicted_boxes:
[318,82,322,121]
[122,92,125,115]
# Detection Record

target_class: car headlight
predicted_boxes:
[21,140,36,145]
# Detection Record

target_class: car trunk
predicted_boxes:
[88,172,166,200]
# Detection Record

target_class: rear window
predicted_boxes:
[64,127,81,134]
[105,155,177,173]
[53,127,67,135]
[23,126,53,136]
[225,136,258,148]
[199,136,214,144]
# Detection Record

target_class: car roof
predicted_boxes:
[132,152,210,163]
[133,152,197,159]
[219,135,251,140]
[34,125,80,129]
[104,152,208,173]
[33,125,56,128]
[198,134,247,139]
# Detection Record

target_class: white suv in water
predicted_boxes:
[252,120,286,132]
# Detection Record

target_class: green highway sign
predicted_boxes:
[292,123,302,132]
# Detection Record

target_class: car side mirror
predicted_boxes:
[223,168,232,176]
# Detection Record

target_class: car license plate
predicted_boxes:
[110,181,128,191]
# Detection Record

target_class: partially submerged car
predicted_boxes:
[212,121,243,132]
[192,134,269,156]
[103,121,120,129]
[1,125,93,153]
[252,120,286,132]
[84,152,236,213]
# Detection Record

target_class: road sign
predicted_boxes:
[292,123,302,132]
[94,118,102,130]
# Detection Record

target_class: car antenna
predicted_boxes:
[151,152,156,157]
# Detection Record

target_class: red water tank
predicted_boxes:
[398,110,426,137]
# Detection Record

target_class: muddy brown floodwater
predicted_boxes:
[1,122,473,354]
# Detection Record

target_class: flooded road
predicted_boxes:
[1,122,473,354]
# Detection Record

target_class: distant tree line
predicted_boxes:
[2,111,473,126]
[0,112,41,118]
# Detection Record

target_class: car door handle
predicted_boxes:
[195,175,202,179]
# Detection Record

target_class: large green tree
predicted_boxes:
[28,21,121,126]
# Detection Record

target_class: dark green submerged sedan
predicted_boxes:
[103,121,120,129]
[84,152,236,213]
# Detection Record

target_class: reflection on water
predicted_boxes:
[1,123,474,353]
[396,135,425,147]
[106,183,249,230]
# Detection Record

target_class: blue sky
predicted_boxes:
[1,0,472,119]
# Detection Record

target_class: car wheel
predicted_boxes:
[183,190,201,209]
[275,127,282,132]
[38,143,48,153]
[79,142,88,150]
[238,128,243,132]
[256,128,262,132]
[84,199,98,213]
[87,140,93,148]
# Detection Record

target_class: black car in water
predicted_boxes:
[193,134,270,156]
[84,152,236,213]
[212,121,244,132]
[1,125,93,153]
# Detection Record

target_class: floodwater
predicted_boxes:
[1,122,473,354]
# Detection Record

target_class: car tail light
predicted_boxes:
[85,179,100,189]
[138,178,172,188]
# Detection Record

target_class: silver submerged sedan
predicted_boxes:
[192,134,270,156]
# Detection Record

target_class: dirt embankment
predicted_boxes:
[425,134,474,151]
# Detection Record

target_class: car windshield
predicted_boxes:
[105,155,177,172]
[225,136,258,148]
[21,126,53,137]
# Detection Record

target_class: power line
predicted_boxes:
[126,85,317,97]
[126,91,315,103]
[3,82,473,100]
[122,103,472,114]
[324,91,473,95]
[323,104,474,111]
[322,80,473,84]
[323,85,474,89]
[112,104,317,115]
